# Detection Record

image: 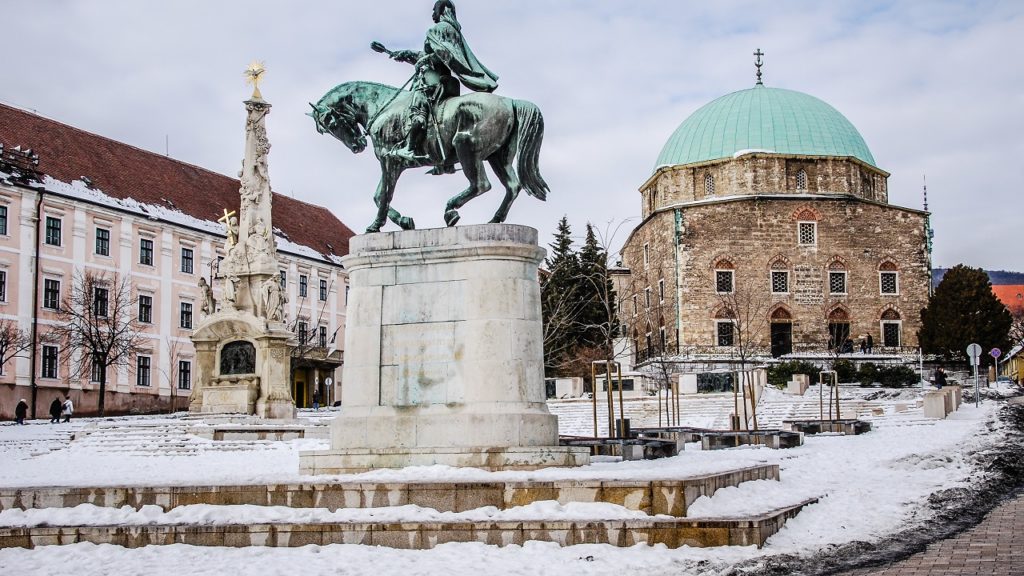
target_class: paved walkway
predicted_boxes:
[845,492,1024,576]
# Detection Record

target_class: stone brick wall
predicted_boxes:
[622,194,930,357]
[640,154,889,219]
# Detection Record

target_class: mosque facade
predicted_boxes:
[619,78,931,362]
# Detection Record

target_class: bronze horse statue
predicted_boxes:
[309,81,549,233]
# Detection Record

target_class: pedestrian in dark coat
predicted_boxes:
[15,399,28,425]
[49,397,62,423]
[866,334,874,354]
[934,368,947,389]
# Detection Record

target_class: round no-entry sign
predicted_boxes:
[990,348,1002,359]
[967,343,982,364]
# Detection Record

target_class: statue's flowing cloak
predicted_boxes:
[424,13,498,92]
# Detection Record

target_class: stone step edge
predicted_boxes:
[0,499,816,550]
[0,464,779,518]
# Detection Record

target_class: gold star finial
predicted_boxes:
[244,60,266,100]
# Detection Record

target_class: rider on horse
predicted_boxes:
[378,0,499,168]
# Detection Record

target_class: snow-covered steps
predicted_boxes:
[0,499,816,550]
[0,464,779,518]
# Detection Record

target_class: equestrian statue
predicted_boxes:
[308,0,549,233]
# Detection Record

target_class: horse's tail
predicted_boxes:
[511,99,549,201]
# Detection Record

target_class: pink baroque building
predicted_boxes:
[0,103,355,419]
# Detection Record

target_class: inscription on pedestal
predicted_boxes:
[381,322,458,406]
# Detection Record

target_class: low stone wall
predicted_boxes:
[781,419,872,435]
[0,464,779,518]
[0,384,182,420]
[0,500,814,550]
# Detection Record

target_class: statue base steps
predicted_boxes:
[299,445,590,475]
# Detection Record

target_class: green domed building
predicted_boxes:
[620,77,931,363]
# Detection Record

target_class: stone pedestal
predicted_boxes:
[189,309,296,419]
[923,390,948,419]
[300,224,588,473]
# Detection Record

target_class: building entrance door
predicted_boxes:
[771,322,793,357]
[292,377,307,408]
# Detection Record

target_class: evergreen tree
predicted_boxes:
[919,264,1012,363]
[541,217,582,374]
[577,223,616,351]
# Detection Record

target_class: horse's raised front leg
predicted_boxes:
[368,162,415,233]
[444,132,492,227]
[487,152,521,224]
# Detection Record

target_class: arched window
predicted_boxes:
[827,306,851,349]
[704,173,715,196]
[878,261,899,295]
[796,169,807,191]
[770,259,790,294]
[828,260,848,295]
[714,259,735,294]
[880,309,901,347]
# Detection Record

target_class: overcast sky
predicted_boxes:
[2,1,1022,270]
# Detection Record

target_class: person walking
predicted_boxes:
[934,367,947,389]
[14,398,28,425]
[866,334,874,354]
[60,395,73,423]
[312,389,321,411]
[48,397,62,423]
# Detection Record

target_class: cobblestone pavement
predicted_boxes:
[844,492,1024,576]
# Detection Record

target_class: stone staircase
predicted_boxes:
[0,463,816,550]
[70,421,280,454]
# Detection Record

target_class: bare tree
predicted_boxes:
[0,319,33,374]
[51,270,145,417]
[539,263,591,376]
[715,273,772,431]
[159,337,185,413]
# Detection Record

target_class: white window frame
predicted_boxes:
[180,247,194,274]
[139,238,154,266]
[180,301,193,329]
[828,271,848,295]
[95,227,110,256]
[879,271,899,295]
[770,270,790,294]
[715,269,734,294]
[797,221,817,246]
[41,345,59,379]
[138,294,153,324]
[136,355,151,387]
[715,320,736,347]
[178,360,192,390]
[43,278,61,310]
[880,320,902,347]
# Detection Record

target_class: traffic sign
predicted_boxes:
[325,377,333,387]
[990,348,1002,359]
[967,343,982,365]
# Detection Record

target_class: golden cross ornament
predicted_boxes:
[244,61,266,100]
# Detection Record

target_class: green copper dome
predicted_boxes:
[655,85,876,170]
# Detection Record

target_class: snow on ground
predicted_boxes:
[0,392,1012,576]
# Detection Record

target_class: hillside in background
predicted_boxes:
[933,268,1024,286]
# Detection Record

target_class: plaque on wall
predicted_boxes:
[221,341,256,375]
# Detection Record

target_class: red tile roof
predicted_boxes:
[993,285,1024,315]
[0,102,354,259]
